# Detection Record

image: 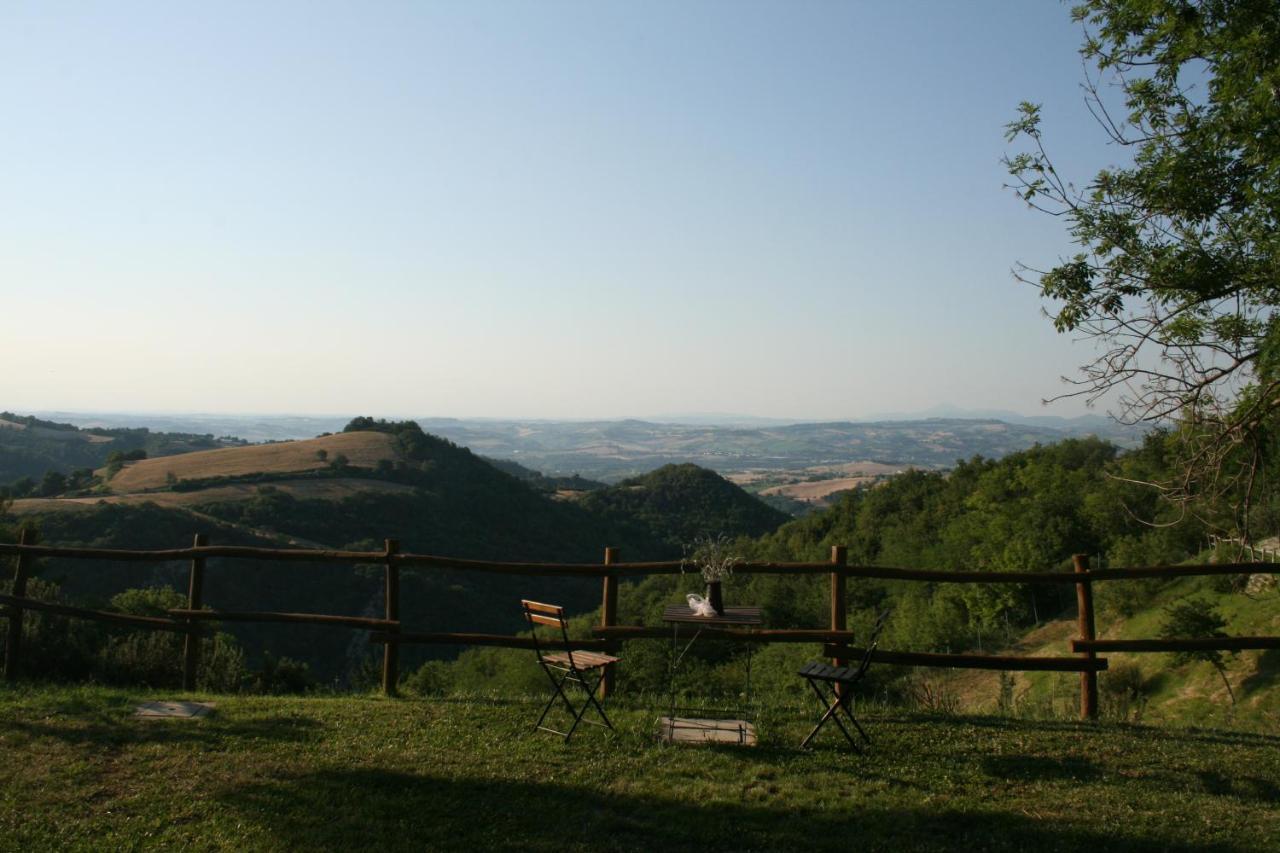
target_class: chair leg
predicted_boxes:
[534,665,617,742]
[582,669,615,731]
[534,665,580,736]
[800,679,860,751]
[838,697,871,745]
[819,683,859,750]
[563,670,615,741]
[532,689,561,732]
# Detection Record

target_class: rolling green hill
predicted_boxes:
[577,463,791,549]
[2,419,790,684]
[0,411,245,490]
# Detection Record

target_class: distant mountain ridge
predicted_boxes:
[858,403,1140,433]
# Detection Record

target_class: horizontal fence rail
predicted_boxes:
[169,609,399,630]
[1072,637,1280,653]
[368,632,610,651]
[3,535,1278,717]
[823,644,1111,673]
[0,591,194,634]
[4,541,1278,581]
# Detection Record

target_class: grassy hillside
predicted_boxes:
[0,411,241,486]
[102,431,399,492]
[944,570,1280,730]
[3,422,791,685]
[1,686,1275,851]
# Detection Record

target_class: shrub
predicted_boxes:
[1101,661,1148,721]
[244,653,317,695]
[404,660,454,696]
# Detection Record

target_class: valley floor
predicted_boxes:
[0,686,1276,851]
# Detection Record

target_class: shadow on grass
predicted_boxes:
[4,708,322,750]
[216,768,1241,853]
[1191,769,1280,805]
[1240,648,1280,697]
[980,754,1102,783]
[929,712,1280,748]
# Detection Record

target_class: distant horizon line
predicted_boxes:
[12,405,1115,426]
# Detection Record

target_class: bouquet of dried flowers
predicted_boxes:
[681,534,739,584]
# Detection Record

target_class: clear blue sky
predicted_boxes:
[1,1,1118,420]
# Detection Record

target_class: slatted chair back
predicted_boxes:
[521,599,576,669]
[853,609,891,681]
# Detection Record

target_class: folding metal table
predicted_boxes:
[660,603,763,745]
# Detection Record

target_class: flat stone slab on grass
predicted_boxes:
[658,716,757,746]
[134,701,216,719]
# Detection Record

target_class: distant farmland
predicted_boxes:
[759,475,876,503]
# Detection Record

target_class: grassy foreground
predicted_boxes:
[0,686,1277,852]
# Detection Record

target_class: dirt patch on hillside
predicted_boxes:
[104,432,400,492]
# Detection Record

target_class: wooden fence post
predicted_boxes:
[831,545,848,691]
[1074,554,1099,720]
[182,533,208,691]
[600,547,619,699]
[3,528,35,682]
[382,539,400,697]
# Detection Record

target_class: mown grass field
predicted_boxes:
[1,685,1276,852]
[102,431,399,492]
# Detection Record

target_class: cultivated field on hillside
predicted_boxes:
[104,432,399,492]
[758,475,875,503]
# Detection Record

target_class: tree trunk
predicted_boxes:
[1214,663,1236,706]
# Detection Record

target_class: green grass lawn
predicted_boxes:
[0,685,1277,852]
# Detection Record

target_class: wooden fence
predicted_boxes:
[2,530,1278,719]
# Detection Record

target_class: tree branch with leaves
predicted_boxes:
[1004,0,1280,535]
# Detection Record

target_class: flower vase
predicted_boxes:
[706,580,724,616]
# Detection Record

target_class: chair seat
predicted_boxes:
[543,651,620,670]
[799,661,861,684]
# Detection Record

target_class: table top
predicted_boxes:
[662,604,763,626]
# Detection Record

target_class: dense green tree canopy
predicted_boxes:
[1005,0,1280,523]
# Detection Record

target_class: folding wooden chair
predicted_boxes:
[521,600,620,742]
[798,610,889,751]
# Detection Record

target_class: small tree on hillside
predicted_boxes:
[1159,597,1236,705]
[38,471,67,497]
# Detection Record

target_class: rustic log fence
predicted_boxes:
[2,535,1278,719]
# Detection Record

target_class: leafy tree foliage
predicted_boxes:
[577,463,789,549]
[1159,596,1236,704]
[1005,0,1280,526]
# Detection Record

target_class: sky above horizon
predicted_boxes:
[2,2,1124,421]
